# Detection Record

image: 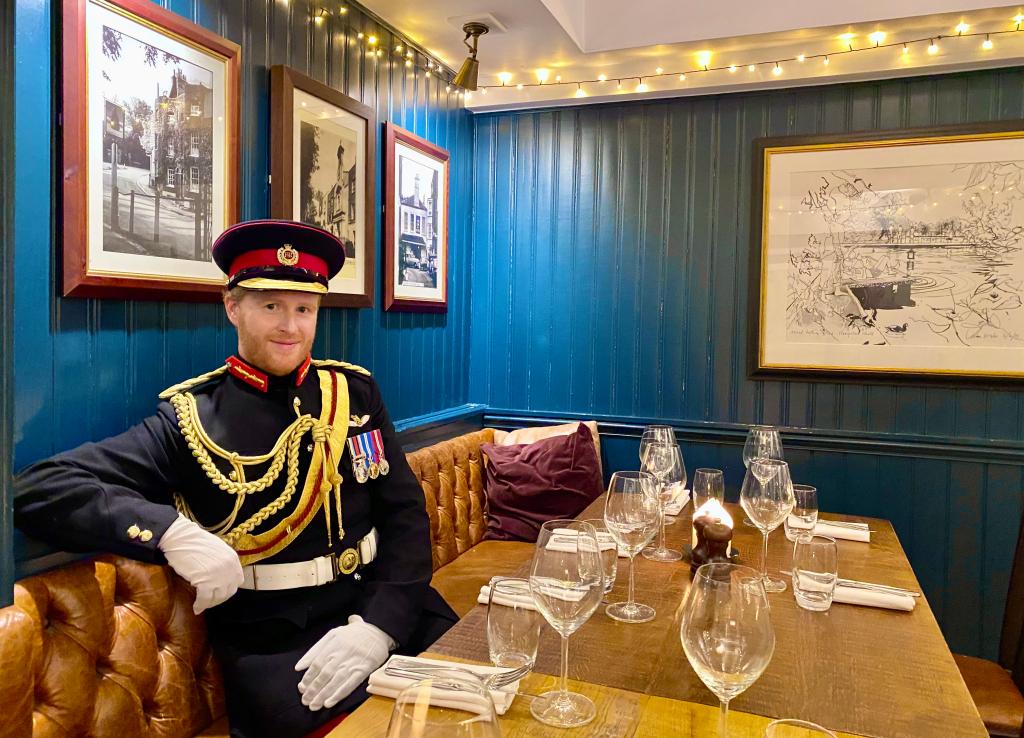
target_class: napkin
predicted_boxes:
[477,580,537,610]
[548,529,628,557]
[832,582,916,611]
[662,486,691,516]
[367,655,519,715]
[814,520,871,542]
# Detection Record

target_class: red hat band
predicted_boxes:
[228,248,329,281]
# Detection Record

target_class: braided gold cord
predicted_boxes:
[312,359,371,376]
[158,365,230,399]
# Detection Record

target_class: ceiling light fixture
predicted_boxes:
[452,22,488,90]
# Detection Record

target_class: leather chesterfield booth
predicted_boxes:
[0,429,536,738]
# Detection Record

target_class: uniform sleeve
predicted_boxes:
[13,402,187,563]
[357,378,434,647]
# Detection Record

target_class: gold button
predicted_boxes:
[139,530,153,542]
[127,525,141,539]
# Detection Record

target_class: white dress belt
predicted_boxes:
[239,528,378,591]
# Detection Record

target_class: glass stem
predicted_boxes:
[559,633,570,697]
[761,530,770,583]
[658,494,667,551]
[627,554,636,608]
[719,698,730,738]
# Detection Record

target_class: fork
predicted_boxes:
[386,659,531,689]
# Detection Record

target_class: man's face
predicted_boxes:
[224,289,320,376]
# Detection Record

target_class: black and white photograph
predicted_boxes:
[271,67,375,308]
[100,26,215,262]
[68,0,238,300]
[384,123,448,312]
[755,127,1024,379]
[396,154,439,289]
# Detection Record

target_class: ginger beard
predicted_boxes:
[224,289,320,376]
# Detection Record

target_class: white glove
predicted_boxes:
[158,514,244,615]
[295,614,395,710]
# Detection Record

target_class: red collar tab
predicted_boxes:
[226,355,269,392]
[296,356,312,386]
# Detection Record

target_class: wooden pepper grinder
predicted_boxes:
[690,519,734,575]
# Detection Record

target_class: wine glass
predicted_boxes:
[680,563,775,738]
[386,669,502,737]
[487,577,542,671]
[583,518,618,594]
[660,441,688,527]
[741,426,785,527]
[528,520,605,728]
[740,458,795,593]
[692,468,725,510]
[604,471,661,622]
[641,442,684,561]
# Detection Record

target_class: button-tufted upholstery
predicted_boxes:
[407,429,495,571]
[0,556,226,738]
[0,426,543,737]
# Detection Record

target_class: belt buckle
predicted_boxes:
[336,547,360,575]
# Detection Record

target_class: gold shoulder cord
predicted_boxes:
[313,359,371,376]
[169,369,349,551]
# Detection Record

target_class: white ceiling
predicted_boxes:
[359,0,1024,111]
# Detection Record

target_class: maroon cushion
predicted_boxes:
[482,424,604,542]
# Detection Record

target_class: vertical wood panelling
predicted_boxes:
[12,0,473,560]
[471,68,1024,659]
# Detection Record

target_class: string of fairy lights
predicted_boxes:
[310,10,1024,102]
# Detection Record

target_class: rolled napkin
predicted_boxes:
[662,486,691,516]
[814,519,871,543]
[832,581,916,611]
[367,655,519,715]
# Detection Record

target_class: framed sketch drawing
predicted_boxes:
[750,121,1024,382]
[384,123,449,312]
[62,0,240,300]
[270,66,375,308]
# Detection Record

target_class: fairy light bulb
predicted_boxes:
[747,64,755,72]
[367,35,377,45]
[395,43,402,52]
[797,54,805,63]
[868,31,885,46]
[616,79,622,90]
[823,55,830,65]
[1016,13,1024,28]
[598,73,607,82]
[636,78,648,92]
[498,72,512,85]
[839,32,855,51]
[445,85,451,92]
[357,32,363,39]
[772,62,782,76]
[338,5,347,13]
[728,64,737,73]
[405,59,412,67]
[536,68,550,83]
[656,67,664,74]
[696,50,712,68]
[928,39,938,54]
[516,83,523,90]
[983,35,994,49]
[555,75,562,82]
[902,43,909,54]
[955,22,969,34]
[575,84,586,98]
[678,73,686,81]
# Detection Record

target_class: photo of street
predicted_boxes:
[99,26,215,262]
[396,153,439,289]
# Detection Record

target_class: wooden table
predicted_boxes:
[412,500,986,738]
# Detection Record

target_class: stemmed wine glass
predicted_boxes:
[604,471,661,623]
[680,563,775,738]
[641,441,684,561]
[741,427,785,526]
[740,458,795,593]
[528,520,605,728]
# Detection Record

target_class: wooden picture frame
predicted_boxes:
[270,66,376,308]
[61,0,240,301]
[383,122,449,313]
[749,120,1024,384]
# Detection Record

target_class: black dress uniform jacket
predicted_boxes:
[14,359,457,738]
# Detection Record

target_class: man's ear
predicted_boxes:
[223,292,240,328]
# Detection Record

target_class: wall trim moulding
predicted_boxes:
[483,408,1024,465]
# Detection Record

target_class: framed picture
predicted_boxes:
[62,0,240,301]
[383,123,449,312]
[750,121,1024,383]
[270,66,375,308]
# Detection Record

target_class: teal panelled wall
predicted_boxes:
[471,69,1024,660]
[10,0,473,582]
[1,0,14,605]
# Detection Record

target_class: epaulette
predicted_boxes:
[158,365,230,400]
[312,359,372,377]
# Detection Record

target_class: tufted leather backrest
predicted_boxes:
[0,555,224,738]
[407,428,495,571]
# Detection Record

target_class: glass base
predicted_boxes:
[642,545,682,562]
[530,690,597,728]
[606,601,656,623]
[763,572,788,593]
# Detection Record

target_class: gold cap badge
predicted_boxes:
[277,244,299,266]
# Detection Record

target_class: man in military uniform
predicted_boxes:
[14,220,457,737]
